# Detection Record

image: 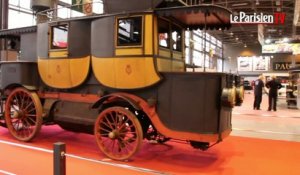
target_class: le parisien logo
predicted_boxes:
[230,12,286,24]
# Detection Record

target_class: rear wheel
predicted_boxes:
[94,107,143,160]
[4,88,43,141]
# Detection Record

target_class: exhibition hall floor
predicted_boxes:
[0,92,299,175]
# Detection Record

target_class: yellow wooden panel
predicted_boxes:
[172,60,185,72]
[158,48,171,57]
[92,56,161,89]
[157,58,172,72]
[173,51,183,60]
[38,56,90,88]
[38,59,52,85]
[153,16,158,55]
[70,57,90,86]
[91,57,116,87]
[144,14,153,55]
[157,58,185,72]
[115,48,143,56]
[48,59,72,88]
[49,50,68,58]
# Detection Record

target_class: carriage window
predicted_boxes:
[171,24,182,52]
[51,25,68,49]
[158,19,170,48]
[117,17,142,46]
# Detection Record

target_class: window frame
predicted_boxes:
[115,15,144,48]
[157,17,183,53]
[49,24,69,51]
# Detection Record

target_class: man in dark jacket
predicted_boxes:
[253,75,264,110]
[266,76,282,111]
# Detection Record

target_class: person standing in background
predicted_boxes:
[253,75,265,110]
[266,76,282,111]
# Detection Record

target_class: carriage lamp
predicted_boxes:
[221,87,236,108]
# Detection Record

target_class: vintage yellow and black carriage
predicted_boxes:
[0,0,243,160]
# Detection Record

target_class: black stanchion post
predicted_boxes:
[54,142,66,175]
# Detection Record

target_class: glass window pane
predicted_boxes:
[51,25,68,49]
[193,50,203,66]
[19,0,30,9]
[9,0,19,6]
[61,0,72,4]
[211,36,216,44]
[217,40,222,47]
[117,17,142,46]
[93,2,103,14]
[8,9,36,29]
[171,24,182,52]
[158,18,169,48]
[185,48,190,64]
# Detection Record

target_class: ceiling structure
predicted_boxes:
[56,0,299,47]
[180,0,297,46]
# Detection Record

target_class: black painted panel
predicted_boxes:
[157,72,228,134]
[37,23,49,58]
[91,17,114,57]
[69,20,91,57]
[20,33,37,61]
[0,62,39,89]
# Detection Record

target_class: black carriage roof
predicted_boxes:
[0,26,37,38]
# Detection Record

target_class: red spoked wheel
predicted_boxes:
[5,88,43,141]
[94,107,143,160]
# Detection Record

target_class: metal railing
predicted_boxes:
[36,0,104,23]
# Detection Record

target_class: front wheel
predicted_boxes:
[94,107,143,160]
[4,88,43,141]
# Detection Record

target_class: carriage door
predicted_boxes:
[157,18,184,72]
[38,22,90,89]
[93,14,160,89]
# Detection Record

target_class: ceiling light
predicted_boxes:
[283,38,289,43]
[235,37,239,40]
[277,7,281,12]
[244,44,247,48]
[232,3,248,7]
[256,0,259,5]
[265,39,271,44]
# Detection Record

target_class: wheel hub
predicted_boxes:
[12,110,24,119]
[108,130,119,139]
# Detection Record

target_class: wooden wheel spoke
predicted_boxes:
[13,96,21,108]
[116,113,124,126]
[22,119,33,131]
[101,117,114,130]
[26,114,37,117]
[26,116,36,124]
[109,112,118,128]
[119,117,129,129]
[24,101,34,111]
[99,126,112,133]
[94,107,143,160]
[105,113,116,129]
[5,88,42,142]
[10,105,18,111]
[26,107,36,114]
[99,133,109,136]
[19,92,25,109]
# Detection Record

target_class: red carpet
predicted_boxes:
[0,125,299,175]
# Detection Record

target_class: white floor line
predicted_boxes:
[0,169,16,175]
[0,139,169,175]
[232,128,300,136]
